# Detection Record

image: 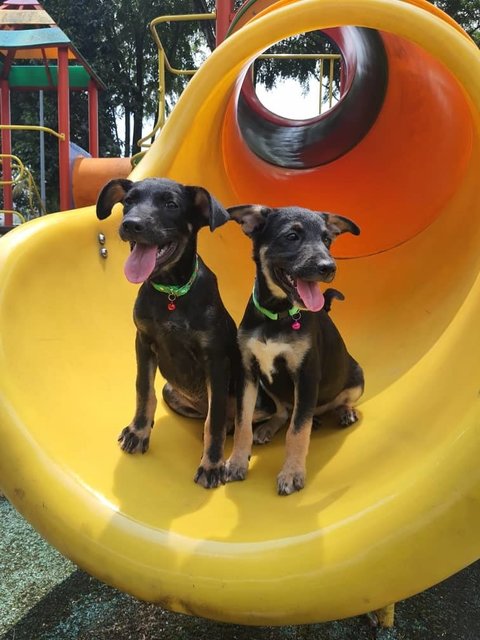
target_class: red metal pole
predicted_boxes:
[57,46,71,211]
[0,79,13,227]
[88,80,99,158]
[215,0,234,46]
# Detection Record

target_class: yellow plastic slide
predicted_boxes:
[1,0,480,626]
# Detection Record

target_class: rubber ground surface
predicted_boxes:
[2,496,479,640]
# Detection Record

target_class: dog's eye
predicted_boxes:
[286,231,299,242]
[322,232,332,247]
[123,195,133,205]
[165,201,178,209]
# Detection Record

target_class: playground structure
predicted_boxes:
[1,0,480,628]
[0,0,105,226]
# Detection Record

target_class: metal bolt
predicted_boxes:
[100,247,108,259]
[98,233,106,245]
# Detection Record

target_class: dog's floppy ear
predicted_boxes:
[227,205,272,237]
[96,179,133,220]
[323,213,360,237]
[188,186,230,231]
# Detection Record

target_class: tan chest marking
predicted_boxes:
[243,335,310,384]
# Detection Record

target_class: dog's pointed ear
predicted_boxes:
[322,213,360,237]
[227,205,272,237]
[188,186,230,231]
[96,179,133,220]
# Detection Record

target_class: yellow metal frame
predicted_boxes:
[0,209,25,224]
[136,12,216,156]
[0,153,25,186]
[0,153,46,218]
[0,124,65,141]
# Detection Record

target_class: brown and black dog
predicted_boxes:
[96,177,238,488]
[225,205,364,495]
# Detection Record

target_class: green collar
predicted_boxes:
[151,256,199,309]
[252,283,301,329]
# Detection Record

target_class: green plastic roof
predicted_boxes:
[4,65,94,89]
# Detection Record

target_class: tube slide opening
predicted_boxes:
[238,27,388,168]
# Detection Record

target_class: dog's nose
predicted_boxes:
[121,218,144,234]
[317,261,336,279]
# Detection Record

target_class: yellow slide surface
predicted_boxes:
[1,0,480,625]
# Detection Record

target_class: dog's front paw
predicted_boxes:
[277,469,305,495]
[194,462,226,489]
[225,458,249,483]
[336,405,358,427]
[118,426,150,454]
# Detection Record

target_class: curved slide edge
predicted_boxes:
[0,0,480,626]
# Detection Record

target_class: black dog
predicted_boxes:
[225,205,364,495]
[96,177,238,488]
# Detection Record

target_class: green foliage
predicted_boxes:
[432,0,479,45]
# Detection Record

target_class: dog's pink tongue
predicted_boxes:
[296,279,325,312]
[124,244,158,283]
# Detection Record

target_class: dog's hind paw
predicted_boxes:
[253,416,286,444]
[194,462,226,489]
[118,426,150,454]
[253,423,276,445]
[336,405,358,427]
[277,470,305,495]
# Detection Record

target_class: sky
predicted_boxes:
[255,78,323,119]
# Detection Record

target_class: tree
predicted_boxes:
[433,0,479,45]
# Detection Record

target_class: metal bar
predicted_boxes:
[0,124,65,140]
[0,209,26,224]
[57,46,70,211]
[0,153,26,185]
[374,604,396,628]
[328,57,335,108]
[39,89,46,206]
[88,80,99,157]
[138,13,217,149]
[137,47,166,149]
[26,164,47,216]
[215,0,234,46]
[319,58,324,114]
[1,51,14,81]
[259,53,341,60]
[158,47,166,131]
[149,14,216,76]
[0,78,12,226]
